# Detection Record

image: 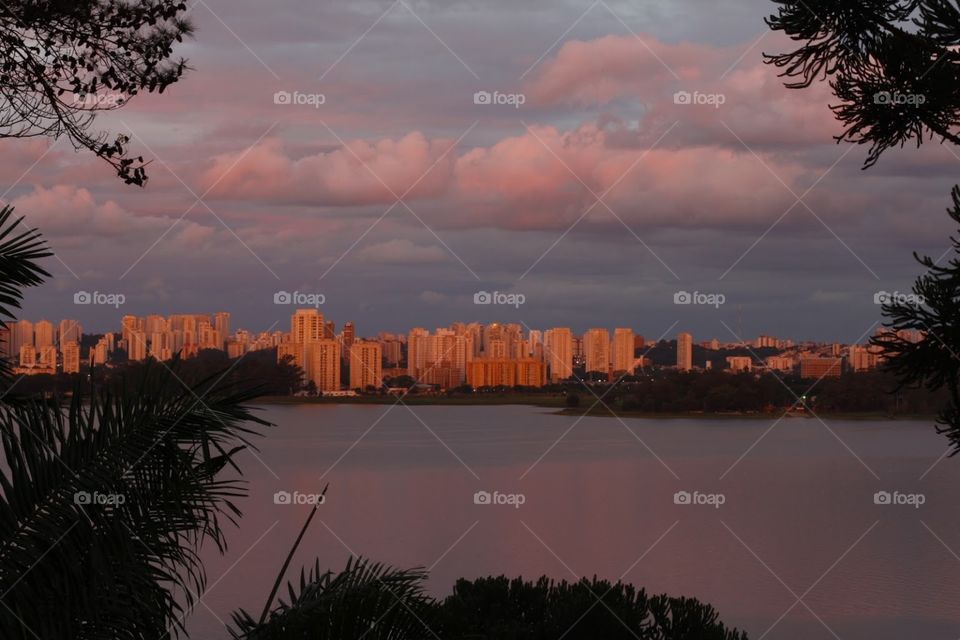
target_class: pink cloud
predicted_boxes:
[199,132,457,206]
[526,33,842,147]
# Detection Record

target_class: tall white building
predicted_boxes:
[349,341,382,390]
[677,332,693,372]
[543,328,573,383]
[583,328,610,375]
[308,340,340,392]
[407,328,430,378]
[612,328,635,374]
[10,320,33,358]
[58,319,81,346]
[34,320,54,348]
[291,309,324,345]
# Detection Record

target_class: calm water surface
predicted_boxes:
[187,405,960,639]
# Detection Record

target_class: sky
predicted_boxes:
[4,0,959,342]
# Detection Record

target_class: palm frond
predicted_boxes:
[0,206,51,386]
[230,556,435,640]
[0,363,272,640]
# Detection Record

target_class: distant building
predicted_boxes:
[341,321,356,356]
[59,319,81,346]
[467,358,545,388]
[677,332,693,371]
[799,357,843,379]
[849,345,881,372]
[349,341,382,391]
[543,328,573,383]
[765,355,795,372]
[612,328,635,374]
[308,340,341,392]
[726,356,752,372]
[583,328,610,375]
[61,341,80,374]
[127,331,147,362]
[34,320,54,348]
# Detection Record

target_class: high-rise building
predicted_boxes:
[10,320,33,358]
[543,328,573,382]
[308,340,341,392]
[58,319,81,346]
[214,312,231,350]
[291,309,324,345]
[349,341,382,391]
[0,326,10,360]
[406,328,430,378]
[145,314,166,335]
[466,358,545,388]
[37,346,56,371]
[127,331,147,362]
[583,328,610,375]
[677,332,693,371]
[379,337,402,367]
[92,337,111,366]
[19,345,36,367]
[612,328,635,374]
[61,341,80,374]
[341,321,355,355]
[34,320,54,348]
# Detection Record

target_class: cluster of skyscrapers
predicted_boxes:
[1,319,82,375]
[1,309,920,390]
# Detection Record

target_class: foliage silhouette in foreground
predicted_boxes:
[0,205,50,387]
[767,0,960,449]
[871,185,960,453]
[766,0,960,169]
[0,361,272,639]
[233,561,747,640]
[0,0,193,185]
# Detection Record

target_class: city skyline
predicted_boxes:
[1,0,953,341]
[3,305,900,350]
[3,306,905,390]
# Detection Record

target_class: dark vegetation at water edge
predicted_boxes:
[233,561,747,640]
[10,347,303,398]
[265,369,947,418]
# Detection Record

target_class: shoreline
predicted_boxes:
[253,395,935,421]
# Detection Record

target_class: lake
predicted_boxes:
[187,404,960,639]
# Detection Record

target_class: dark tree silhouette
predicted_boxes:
[766,0,960,168]
[0,0,193,185]
[767,0,960,451]
[871,186,960,451]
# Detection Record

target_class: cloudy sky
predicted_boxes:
[5,0,958,342]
